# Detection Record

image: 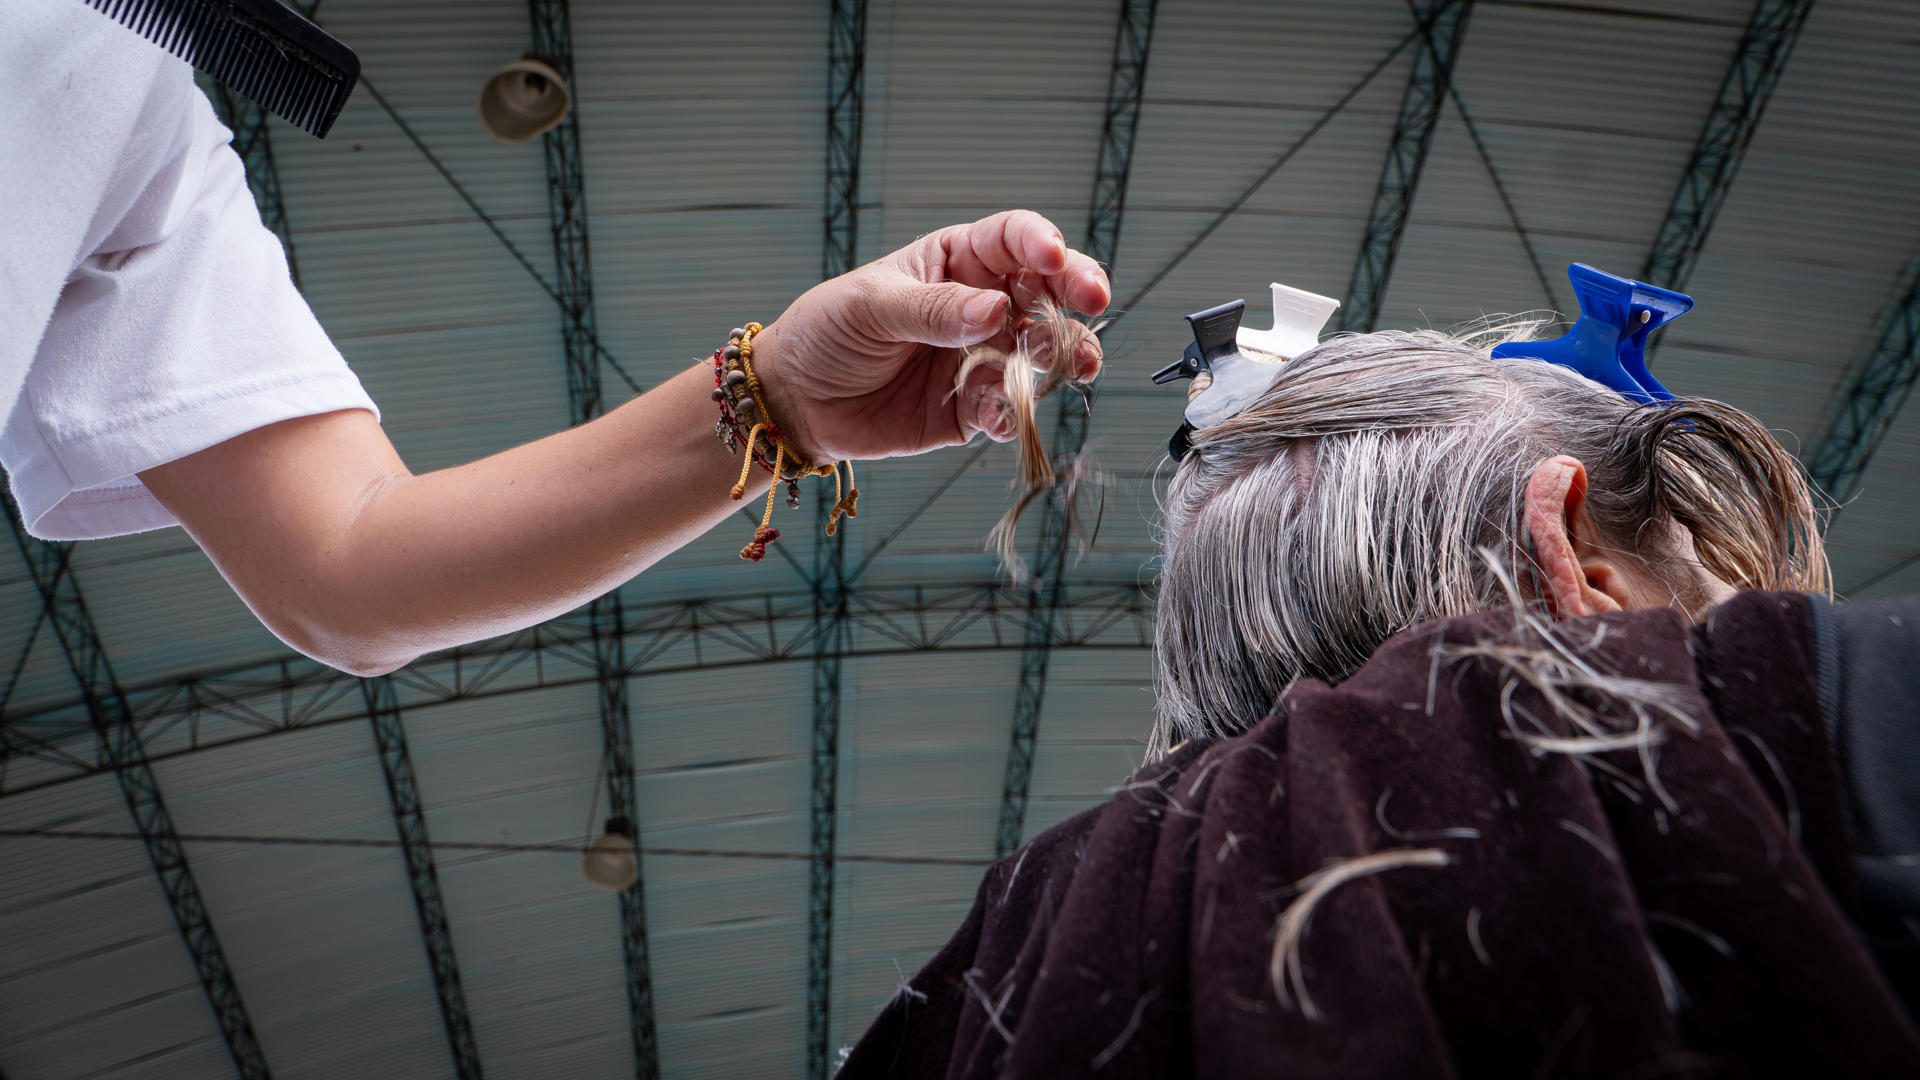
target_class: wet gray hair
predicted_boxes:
[1148,327,1829,759]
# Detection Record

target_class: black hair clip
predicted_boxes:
[1151,284,1341,460]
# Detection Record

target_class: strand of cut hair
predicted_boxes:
[1269,848,1452,1020]
[951,297,1102,578]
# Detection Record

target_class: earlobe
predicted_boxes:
[1523,455,1625,618]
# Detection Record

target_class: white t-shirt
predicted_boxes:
[1,2,378,540]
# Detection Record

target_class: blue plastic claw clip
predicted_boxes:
[1490,263,1692,405]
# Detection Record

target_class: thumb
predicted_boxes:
[868,279,1009,348]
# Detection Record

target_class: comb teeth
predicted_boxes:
[84,0,360,138]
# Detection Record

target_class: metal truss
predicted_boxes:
[823,0,866,284]
[364,677,482,1079]
[809,3,867,1073]
[1337,0,1472,334]
[533,3,610,425]
[1082,1,1156,279]
[5,497,271,1079]
[996,0,1158,860]
[524,1,660,1075]
[2,582,1152,798]
[1806,252,1920,510]
[805,574,848,1080]
[1639,0,1814,292]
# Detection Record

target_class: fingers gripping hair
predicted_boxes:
[953,292,1103,582]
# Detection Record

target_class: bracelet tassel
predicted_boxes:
[713,322,864,560]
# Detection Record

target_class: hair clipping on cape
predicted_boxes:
[1152,283,1342,459]
[1490,263,1691,405]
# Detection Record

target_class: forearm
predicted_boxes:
[337,362,743,660]
[141,211,1110,676]
[148,361,748,674]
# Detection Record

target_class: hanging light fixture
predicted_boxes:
[581,816,639,891]
[476,54,571,144]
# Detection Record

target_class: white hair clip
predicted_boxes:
[1151,282,1342,459]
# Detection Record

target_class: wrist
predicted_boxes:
[746,321,827,465]
[706,319,862,562]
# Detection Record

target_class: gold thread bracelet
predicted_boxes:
[709,323,862,560]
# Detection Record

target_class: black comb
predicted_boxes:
[85,0,359,138]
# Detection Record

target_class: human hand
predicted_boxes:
[750,209,1111,462]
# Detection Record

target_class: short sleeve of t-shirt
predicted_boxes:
[2,45,378,541]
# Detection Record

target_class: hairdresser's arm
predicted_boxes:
[139,210,1109,676]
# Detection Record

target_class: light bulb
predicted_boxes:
[581,816,639,891]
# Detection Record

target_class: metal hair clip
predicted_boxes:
[1151,283,1341,460]
[1152,264,1693,460]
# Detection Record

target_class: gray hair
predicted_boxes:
[1148,327,1828,759]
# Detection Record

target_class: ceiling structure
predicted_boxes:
[4,0,1919,1077]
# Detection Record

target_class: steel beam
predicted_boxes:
[823,0,866,286]
[805,582,848,1080]
[1106,23,1424,324]
[808,2,867,1074]
[1806,252,1920,511]
[524,2,658,1074]
[995,0,1157,859]
[593,602,657,1080]
[4,495,271,1079]
[1082,0,1155,278]
[363,677,483,1079]
[1,563,61,717]
[532,3,612,429]
[4,582,1156,801]
[1848,550,1920,595]
[1336,0,1472,334]
[1639,0,1815,292]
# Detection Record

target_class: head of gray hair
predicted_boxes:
[1148,326,1829,760]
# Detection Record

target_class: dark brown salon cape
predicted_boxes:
[839,593,1920,1078]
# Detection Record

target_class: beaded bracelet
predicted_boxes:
[710,322,860,561]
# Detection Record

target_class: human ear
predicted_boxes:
[1523,455,1632,618]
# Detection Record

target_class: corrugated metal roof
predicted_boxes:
[0,776,235,1077]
